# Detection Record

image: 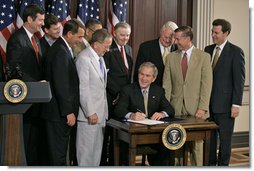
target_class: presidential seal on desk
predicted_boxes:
[162,123,186,150]
[3,79,28,103]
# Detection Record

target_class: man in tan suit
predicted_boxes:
[163,26,212,166]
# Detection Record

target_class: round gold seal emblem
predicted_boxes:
[162,123,187,150]
[3,79,28,103]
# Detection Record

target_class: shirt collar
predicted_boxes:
[23,26,33,40]
[61,36,74,58]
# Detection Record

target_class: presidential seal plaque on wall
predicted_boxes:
[162,123,187,150]
[3,79,28,103]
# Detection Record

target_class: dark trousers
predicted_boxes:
[100,126,114,166]
[23,117,40,166]
[69,124,78,166]
[45,119,71,166]
[209,112,235,166]
[23,105,41,166]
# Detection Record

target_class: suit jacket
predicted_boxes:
[114,82,174,120]
[163,48,212,116]
[76,46,108,125]
[205,41,245,113]
[42,37,80,122]
[104,40,133,98]
[40,36,50,56]
[0,54,4,81]
[6,26,43,81]
[134,38,178,86]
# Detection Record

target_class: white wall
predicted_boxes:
[193,0,250,132]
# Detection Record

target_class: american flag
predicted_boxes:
[47,0,71,26]
[0,0,17,64]
[77,0,100,25]
[107,0,127,34]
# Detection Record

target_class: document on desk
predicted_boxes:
[127,119,165,125]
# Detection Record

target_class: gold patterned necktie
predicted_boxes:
[162,47,169,64]
[212,47,220,69]
[143,89,148,116]
[181,52,188,80]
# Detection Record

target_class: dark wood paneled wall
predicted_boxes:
[127,0,193,61]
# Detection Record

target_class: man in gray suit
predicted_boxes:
[75,29,112,166]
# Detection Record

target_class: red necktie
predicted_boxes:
[31,35,39,62]
[120,46,128,74]
[182,52,188,80]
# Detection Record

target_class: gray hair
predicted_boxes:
[90,28,112,44]
[138,62,158,78]
[114,22,131,32]
[161,21,178,31]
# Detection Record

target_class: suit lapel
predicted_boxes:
[90,53,105,83]
[147,85,157,116]
[111,41,128,74]
[185,48,199,81]
[133,84,146,113]
[174,51,184,82]
[213,42,229,73]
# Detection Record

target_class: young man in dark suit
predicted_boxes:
[42,19,84,165]
[6,4,45,165]
[134,21,178,86]
[204,19,245,166]
[114,62,175,166]
[40,14,61,56]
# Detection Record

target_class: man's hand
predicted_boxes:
[231,106,239,118]
[130,112,146,121]
[66,113,76,126]
[195,109,206,119]
[151,112,165,120]
[88,113,98,125]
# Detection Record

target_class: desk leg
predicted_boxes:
[203,130,211,166]
[113,129,120,166]
[128,146,136,166]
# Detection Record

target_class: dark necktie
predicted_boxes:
[31,35,39,62]
[212,47,220,70]
[182,52,188,80]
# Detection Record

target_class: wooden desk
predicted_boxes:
[107,116,218,166]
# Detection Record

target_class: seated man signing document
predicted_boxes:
[114,62,175,166]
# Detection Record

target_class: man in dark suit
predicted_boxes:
[6,4,45,165]
[134,21,178,86]
[114,62,175,166]
[204,19,245,166]
[42,19,84,166]
[39,13,61,166]
[101,22,133,166]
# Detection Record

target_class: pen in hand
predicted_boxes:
[136,109,148,119]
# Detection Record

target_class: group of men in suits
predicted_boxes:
[2,2,245,167]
